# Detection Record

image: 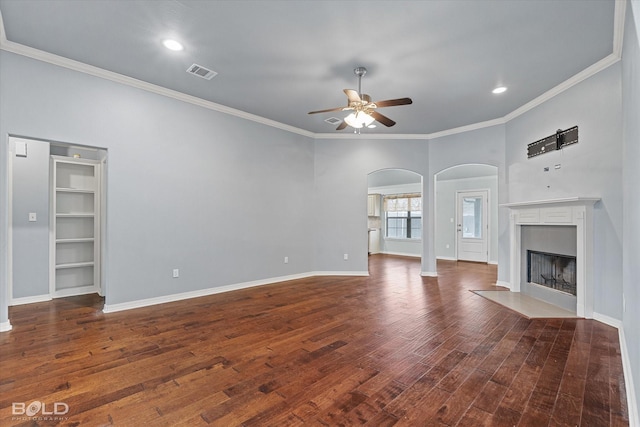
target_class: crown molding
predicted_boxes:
[613,0,627,58]
[0,2,627,142]
[0,25,314,139]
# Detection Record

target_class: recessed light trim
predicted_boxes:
[492,86,507,94]
[162,39,184,51]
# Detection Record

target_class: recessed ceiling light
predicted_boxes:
[492,86,507,94]
[162,39,184,51]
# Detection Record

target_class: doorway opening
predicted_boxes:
[8,136,107,310]
[367,169,423,266]
[435,164,498,264]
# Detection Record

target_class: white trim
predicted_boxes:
[620,326,640,427]
[102,271,369,314]
[437,256,458,261]
[381,251,421,258]
[53,285,100,299]
[103,272,315,313]
[456,189,490,263]
[421,271,438,277]
[593,311,622,329]
[613,0,627,58]
[0,321,12,332]
[6,137,14,304]
[0,39,314,139]
[311,271,370,277]
[10,294,52,306]
[496,280,511,289]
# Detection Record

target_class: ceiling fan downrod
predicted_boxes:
[354,66,367,98]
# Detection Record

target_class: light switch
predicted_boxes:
[28,212,37,222]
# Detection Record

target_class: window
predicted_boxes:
[384,194,422,239]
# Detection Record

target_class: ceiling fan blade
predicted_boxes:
[344,89,362,104]
[373,97,413,108]
[308,106,348,114]
[370,110,396,127]
[336,121,348,131]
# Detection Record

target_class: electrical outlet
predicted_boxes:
[284,256,289,264]
[343,253,349,261]
[28,212,37,222]
[172,269,179,278]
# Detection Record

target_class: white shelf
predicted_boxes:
[51,156,101,295]
[56,238,95,244]
[56,187,95,194]
[56,261,95,270]
[56,213,94,218]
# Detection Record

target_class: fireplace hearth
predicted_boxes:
[527,250,577,295]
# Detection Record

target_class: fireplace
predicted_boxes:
[527,250,577,295]
[502,197,599,318]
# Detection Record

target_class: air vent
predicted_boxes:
[325,117,342,125]
[186,63,217,80]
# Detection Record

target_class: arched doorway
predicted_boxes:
[367,169,423,263]
[434,164,498,264]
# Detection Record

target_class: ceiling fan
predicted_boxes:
[308,66,412,131]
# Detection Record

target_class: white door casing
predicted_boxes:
[456,190,489,262]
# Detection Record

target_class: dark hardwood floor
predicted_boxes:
[0,256,629,426]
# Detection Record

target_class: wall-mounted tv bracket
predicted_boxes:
[527,126,578,158]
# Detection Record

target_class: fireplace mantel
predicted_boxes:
[501,197,600,210]
[503,197,600,318]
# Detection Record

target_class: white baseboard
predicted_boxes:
[312,271,370,277]
[10,294,52,306]
[436,256,457,261]
[591,313,637,426]
[382,251,421,258]
[53,285,100,299]
[421,271,438,277]
[0,320,12,332]
[103,272,317,313]
[593,311,622,329]
[496,280,511,289]
[619,327,639,427]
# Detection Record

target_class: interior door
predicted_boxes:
[456,190,488,262]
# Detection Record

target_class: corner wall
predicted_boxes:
[505,62,623,321]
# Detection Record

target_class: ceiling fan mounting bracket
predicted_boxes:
[354,67,367,78]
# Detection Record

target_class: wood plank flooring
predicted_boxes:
[0,256,629,426]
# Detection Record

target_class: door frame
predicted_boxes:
[6,136,107,306]
[455,189,490,263]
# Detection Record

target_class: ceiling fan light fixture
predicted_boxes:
[492,86,507,94]
[344,111,375,129]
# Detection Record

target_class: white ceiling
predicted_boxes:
[0,0,619,136]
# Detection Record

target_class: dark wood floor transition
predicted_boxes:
[0,256,629,426]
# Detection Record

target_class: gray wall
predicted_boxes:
[622,0,640,416]
[10,138,50,299]
[313,138,429,273]
[0,50,315,308]
[505,62,623,320]
[428,125,508,281]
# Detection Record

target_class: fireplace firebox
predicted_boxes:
[527,250,577,296]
